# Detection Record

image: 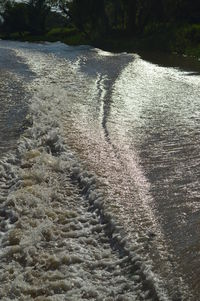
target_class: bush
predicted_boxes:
[184,24,200,44]
[143,22,171,36]
[46,27,78,39]
[172,24,200,54]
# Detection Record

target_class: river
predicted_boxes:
[0,40,200,301]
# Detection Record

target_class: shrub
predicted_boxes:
[46,27,78,39]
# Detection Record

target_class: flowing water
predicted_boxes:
[0,40,200,301]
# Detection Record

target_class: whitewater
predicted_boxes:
[0,40,200,301]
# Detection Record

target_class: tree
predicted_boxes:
[28,0,50,34]
[136,0,165,31]
[62,0,108,38]
[120,0,137,33]
[1,1,29,35]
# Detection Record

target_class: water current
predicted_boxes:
[0,40,200,301]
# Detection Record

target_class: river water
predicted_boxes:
[0,40,200,301]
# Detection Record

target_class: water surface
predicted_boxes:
[0,40,200,300]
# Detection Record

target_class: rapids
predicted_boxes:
[0,40,200,300]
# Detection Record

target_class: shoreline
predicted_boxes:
[1,34,200,74]
[1,24,200,61]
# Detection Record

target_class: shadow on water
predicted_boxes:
[139,50,200,73]
[0,46,35,157]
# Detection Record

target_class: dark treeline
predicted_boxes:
[1,0,200,55]
[0,0,67,35]
[55,0,200,37]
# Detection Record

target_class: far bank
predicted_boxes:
[1,23,200,59]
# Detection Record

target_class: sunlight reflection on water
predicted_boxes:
[1,40,200,300]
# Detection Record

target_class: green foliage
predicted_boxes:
[1,0,200,58]
[172,24,200,53]
[184,24,200,45]
[0,0,58,36]
[1,2,29,34]
[28,0,50,34]
[143,22,171,36]
[62,32,88,45]
[46,27,78,39]
[45,11,68,30]
[66,0,109,39]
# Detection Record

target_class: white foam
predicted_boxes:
[0,41,185,300]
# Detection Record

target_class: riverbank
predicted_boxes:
[1,23,200,59]
[89,23,200,58]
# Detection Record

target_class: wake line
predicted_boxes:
[0,41,184,300]
[70,161,171,301]
[0,90,170,301]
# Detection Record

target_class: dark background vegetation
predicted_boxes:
[1,0,200,56]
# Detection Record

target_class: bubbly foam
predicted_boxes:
[0,41,185,300]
